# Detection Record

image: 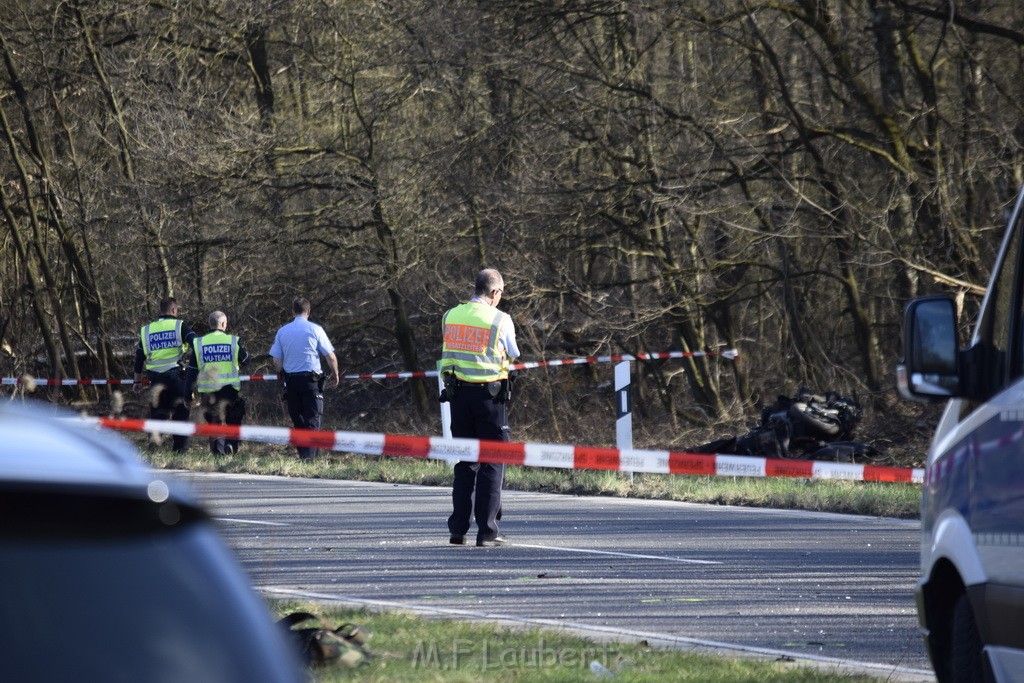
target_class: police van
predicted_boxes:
[898,185,1024,683]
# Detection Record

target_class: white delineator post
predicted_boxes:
[615,361,633,480]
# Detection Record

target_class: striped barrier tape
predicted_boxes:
[78,415,923,484]
[3,348,739,386]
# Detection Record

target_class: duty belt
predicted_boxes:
[147,367,182,376]
[284,371,322,380]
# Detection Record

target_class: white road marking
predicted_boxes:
[509,542,720,565]
[214,517,289,526]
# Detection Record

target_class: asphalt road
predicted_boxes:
[180,472,934,681]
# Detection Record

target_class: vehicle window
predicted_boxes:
[974,209,1024,396]
[1013,223,1024,380]
[0,492,300,683]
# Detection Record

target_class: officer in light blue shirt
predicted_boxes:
[269,297,340,459]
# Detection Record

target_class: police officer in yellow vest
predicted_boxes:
[133,296,197,452]
[194,310,251,455]
[440,268,520,547]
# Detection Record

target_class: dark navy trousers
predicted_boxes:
[284,374,324,459]
[147,368,192,452]
[447,384,508,542]
[199,385,245,455]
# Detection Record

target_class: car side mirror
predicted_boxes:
[897,295,961,400]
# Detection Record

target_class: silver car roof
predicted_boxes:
[0,400,183,494]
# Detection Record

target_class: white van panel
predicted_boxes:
[926,508,987,587]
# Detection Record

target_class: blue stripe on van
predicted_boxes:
[926,413,1024,539]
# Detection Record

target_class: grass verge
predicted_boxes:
[273,601,884,682]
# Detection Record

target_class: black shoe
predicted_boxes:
[449,535,466,545]
[476,536,507,547]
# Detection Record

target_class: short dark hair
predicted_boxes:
[474,269,504,297]
[292,297,311,315]
[159,297,178,315]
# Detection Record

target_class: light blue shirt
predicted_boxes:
[269,316,335,373]
[469,297,520,360]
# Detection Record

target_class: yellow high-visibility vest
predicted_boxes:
[440,302,511,382]
[193,331,241,392]
[140,318,186,372]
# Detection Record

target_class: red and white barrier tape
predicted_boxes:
[1,377,140,386]
[78,415,922,484]
[3,348,739,386]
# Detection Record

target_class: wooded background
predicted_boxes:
[2,1,1020,459]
